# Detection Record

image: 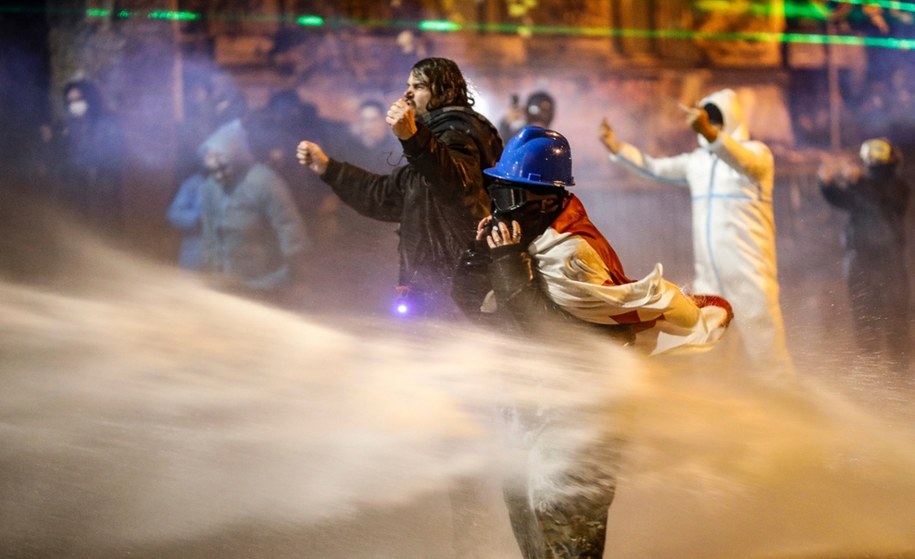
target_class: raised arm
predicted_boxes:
[297,139,406,222]
[598,118,691,187]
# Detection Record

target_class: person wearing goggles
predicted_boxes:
[452,126,734,559]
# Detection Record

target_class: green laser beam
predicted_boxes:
[696,0,915,19]
[418,19,462,32]
[696,0,827,19]
[68,9,915,49]
[3,5,915,52]
[296,15,324,27]
[832,0,915,14]
[461,20,915,50]
[148,10,200,21]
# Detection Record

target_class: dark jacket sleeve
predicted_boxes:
[452,241,635,343]
[887,176,911,219]
[320,158,406,222]
[401,124,484,203]
[450,241,574,331]
[451,240,495,322]
[818,177,854,210]
[488,245,582,329]
[489,245,634,343]
[166,173,204,232]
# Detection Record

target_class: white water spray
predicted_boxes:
[2,221,915,559]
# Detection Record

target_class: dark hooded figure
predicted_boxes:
[818,138,911,371]
[498,90,556,144]
[49,79,127,236]
[245,90,343,252]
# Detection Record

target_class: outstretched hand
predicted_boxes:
[598,118,621,154]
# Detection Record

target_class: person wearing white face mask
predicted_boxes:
[67,97,88,118]
[598,89,793,375]
[46,79,128,237]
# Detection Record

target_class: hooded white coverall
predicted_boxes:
[609,89,792,371]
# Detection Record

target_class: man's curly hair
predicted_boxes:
[410,57,474,110]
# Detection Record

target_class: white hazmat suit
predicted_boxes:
[607,89,792,371]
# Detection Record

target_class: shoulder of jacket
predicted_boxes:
[430,106,496,131]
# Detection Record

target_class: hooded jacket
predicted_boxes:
[52,83,127,233]
[199,119,309,291]
[609,89,790,368]
[319,105,502,314]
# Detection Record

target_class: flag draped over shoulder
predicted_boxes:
[530,196,732,355]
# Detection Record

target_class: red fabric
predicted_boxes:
[688,294,734,326]
[550,196,633,286]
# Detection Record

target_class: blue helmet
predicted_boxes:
[484,126,574,188]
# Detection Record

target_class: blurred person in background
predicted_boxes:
[169,75,252,271]
[44,78,127,238]
[246,89,322,188]
[498,90,556,143]
[599,88,793,375]
[246,89,342,250]
[818,138,911,372]
[176,73,248,182]
[165,171,206,271]
[346,99,403,169]
[251,92,399,313]
[199,119,309,306]
[175,73,218,183]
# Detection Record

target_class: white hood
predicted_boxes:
[700,88,749,142]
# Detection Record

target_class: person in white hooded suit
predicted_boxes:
[598,88,792,373]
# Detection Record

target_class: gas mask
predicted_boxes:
[489,182,566,247]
